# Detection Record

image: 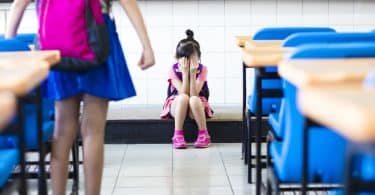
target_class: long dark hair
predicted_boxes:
[175,29,201,59]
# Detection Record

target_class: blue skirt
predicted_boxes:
[43,14,136,101]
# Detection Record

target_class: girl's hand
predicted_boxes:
[138,46,155,70]
[189,55,199,75]
[178,57,190,75]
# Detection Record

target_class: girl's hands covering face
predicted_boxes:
[189,54,199,74]
[178,57,190,74]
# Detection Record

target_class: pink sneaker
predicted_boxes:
[172,135,187,149]
[194,132,211,148]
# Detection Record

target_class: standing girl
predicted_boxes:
[161,29,213,149]
[6,0,155,194]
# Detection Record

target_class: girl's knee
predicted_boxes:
[177,93,189,103]
[189,96,202,106]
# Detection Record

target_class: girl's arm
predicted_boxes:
[119,0,155,70]
[189,60,205,96]
[189,68,205,97]
[172,58,189,95]
[5,0,31,38]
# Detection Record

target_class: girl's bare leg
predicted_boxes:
[170,94,189,130]
[51,96,80,195]
[189,96,207,130]
[80,94,109,195]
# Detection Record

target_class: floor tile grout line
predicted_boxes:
[217,143,236,195]
[111,144,128,195]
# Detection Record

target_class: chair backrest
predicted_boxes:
[0,39,30,51]
[283,32,375,47]
[253,27,335,40]
[289,43,375,59]
[14,33,36,45]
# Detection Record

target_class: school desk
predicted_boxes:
[299,83,375,143]
[0,50,60,68]
[0,92,16,130]
[279,58,375,88]
[0,61,49,96]
[237,37,291,189]
[235,36,283,49]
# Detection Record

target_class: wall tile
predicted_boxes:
[207,78,225,104]
[252,0,277,26]
[225,0,251,26]
[121,79,148,105]
[148,27,174,53]
[118,28,143,53]
[354,25,375,32]
[173,0,199,27]
[225,78,242,104]
[147,79,168,104]
[0,11,5,34]
[329,0,353,25]
[354,0,375,25]
[203,53,225,78]
[302,0,329,25]
[277,0,303,25]
[146,53,174,79]
[146,1,173,27]
[198,0,225,26]
[124,53,148,80]
[225,52,243,78]
[198,27,225,52]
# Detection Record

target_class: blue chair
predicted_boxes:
[14,33,36,45]
[0,38,55,148]
[267,43,375,194]
[283,32,375,47]
[0,149,19,189]
[244,27,335,187]
[270,33,375,141]
[0,135,20,193]
[0,38,54,194]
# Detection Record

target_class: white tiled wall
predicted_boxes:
[1,0,375,109]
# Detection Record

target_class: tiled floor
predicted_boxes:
[26,143,254,195]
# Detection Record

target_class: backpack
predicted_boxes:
[167,63,210,100]
[37,0,110,73]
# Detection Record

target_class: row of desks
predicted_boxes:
[236,36,375,194]
[237,35,375,142]
[0,50,60,129]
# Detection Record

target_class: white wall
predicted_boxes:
[1,0,375,109]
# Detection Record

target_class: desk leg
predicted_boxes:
[242,62,248,165]
[302,117,310,195]
[345,145,354,195]
[36,87,48,195]
[255,69,262,195]
[17,98,28,195]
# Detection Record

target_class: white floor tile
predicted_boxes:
[174,186,233,195]
[173,175,230,187]
[116,176,172,188]
[20,143,254,194]
[173,164,227,176]
[112,187,173,195]
[119,165,172,177]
